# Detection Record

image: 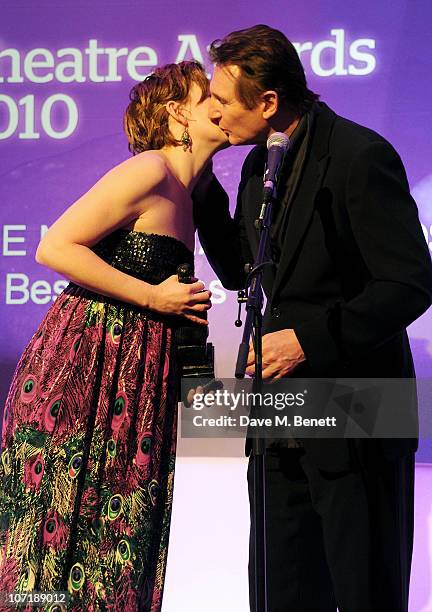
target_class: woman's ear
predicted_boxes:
[261,90,279,120]
[165,100,188,127]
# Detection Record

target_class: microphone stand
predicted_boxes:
[235,184,276,612]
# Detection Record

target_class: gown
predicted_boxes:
[0,228,194,611]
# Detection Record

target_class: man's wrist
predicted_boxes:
[294,316,341,374]
[290,329,306,364]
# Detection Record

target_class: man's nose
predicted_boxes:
[208,100,221,122]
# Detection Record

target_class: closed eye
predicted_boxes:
[211,93,227,105]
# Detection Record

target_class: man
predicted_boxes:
[193,24,432,612]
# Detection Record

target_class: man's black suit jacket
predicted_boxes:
[195,102,432,471]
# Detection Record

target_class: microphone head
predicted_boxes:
[266,132,291,152]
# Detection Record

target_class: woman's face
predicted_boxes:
[186,82,230,151]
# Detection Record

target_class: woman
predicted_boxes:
[0,61,228,611]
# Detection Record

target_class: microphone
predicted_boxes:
[263,132,291,202]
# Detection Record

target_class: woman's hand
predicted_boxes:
[147,275,212,325]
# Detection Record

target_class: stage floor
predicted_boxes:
[164,458,432,612]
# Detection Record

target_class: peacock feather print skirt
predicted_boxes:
[0,230,194,611]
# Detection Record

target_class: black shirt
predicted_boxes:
[266,107,315,451]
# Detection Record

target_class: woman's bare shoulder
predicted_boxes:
[107,150,169,189]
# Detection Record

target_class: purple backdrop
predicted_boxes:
[1,1,431,461]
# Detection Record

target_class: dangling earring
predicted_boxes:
[181,127,192,152]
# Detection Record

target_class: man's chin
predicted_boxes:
[228,134,246,146]
[228,134,260,146]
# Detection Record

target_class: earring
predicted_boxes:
[181,127,192,152]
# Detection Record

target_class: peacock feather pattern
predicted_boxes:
[0,230,194,611]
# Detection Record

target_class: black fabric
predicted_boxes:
[194,100,430,612]
[195,101,432,469]
[90,228,194,284]
[267,112,312,451]
[248,447,415,612]
[270,108,311,260]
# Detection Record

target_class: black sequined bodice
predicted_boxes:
[90,229,194,284]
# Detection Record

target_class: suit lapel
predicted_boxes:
[243,172,278,291]
[270,103,336,301]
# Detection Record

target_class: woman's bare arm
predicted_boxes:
[35,153,211,323]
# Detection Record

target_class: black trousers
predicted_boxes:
[247,445,415,612]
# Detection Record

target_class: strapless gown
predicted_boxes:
[0,229,194,611]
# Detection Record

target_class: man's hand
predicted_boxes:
[246,329,306,380]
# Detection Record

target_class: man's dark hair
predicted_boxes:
[209,24,319,113]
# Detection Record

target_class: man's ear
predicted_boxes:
[165,100,188,127]
[261,90,279,120]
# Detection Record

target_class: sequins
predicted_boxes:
[90,230,194,285]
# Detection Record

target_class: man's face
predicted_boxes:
[186,82,230,150]
[209,64,269,145]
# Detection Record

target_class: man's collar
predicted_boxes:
[288,112,308,149]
